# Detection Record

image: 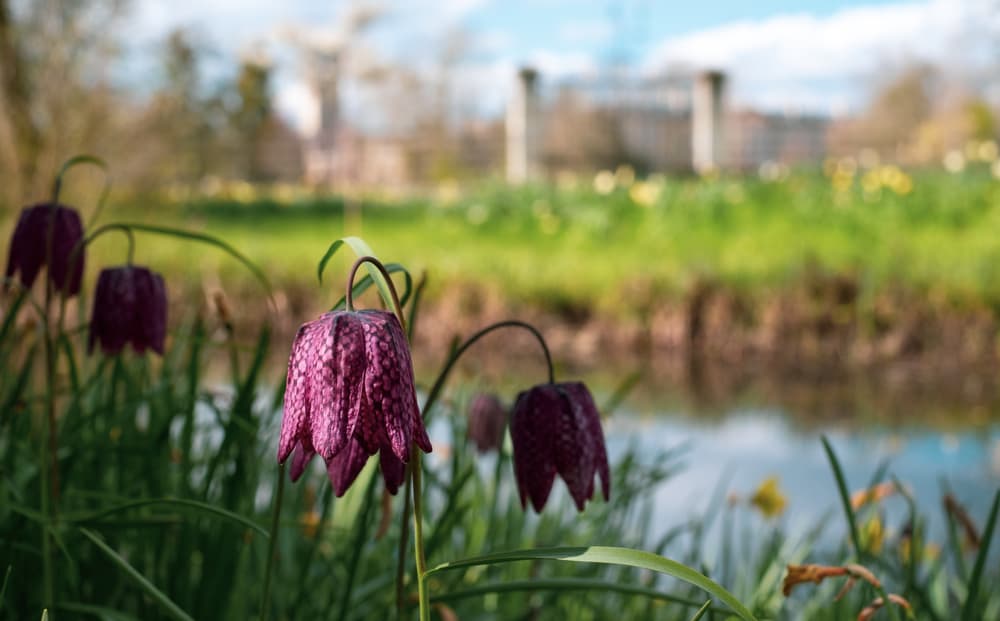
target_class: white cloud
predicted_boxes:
[644,0,999,114]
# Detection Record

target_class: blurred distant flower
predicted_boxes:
[991,160,1000,180]
[88,266,167,355]
[510,382,610,512]
[467,393,507,453]
[977,140,998,163]
[628,181,661,208]
[279,310,431,496]
[5,203,84,296]
[749,476,787,519]
[593,170,616,195]
[614,164,635,187]
[943,149,966,173]
[850,481,901,511]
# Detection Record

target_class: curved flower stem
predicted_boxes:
[345,256,406,326]
[259,462,285,621]
[421,320,555,420]
[51,154,111,226]
[411,448,430,621]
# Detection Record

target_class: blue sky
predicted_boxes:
[123,0,998,133]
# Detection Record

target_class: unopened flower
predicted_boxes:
[510,382,610,512]
[5,203,84,296]
[88,266,167,355]
[467,393,507,453]
[279,310,431,496]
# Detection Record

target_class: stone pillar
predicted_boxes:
[506,67,540,184]
[691,70,726,174]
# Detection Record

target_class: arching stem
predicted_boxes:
[51,154,111,226]
[421,320,555,420]
[345,256,406,325]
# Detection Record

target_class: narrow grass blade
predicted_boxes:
[430,578,728,615]
[114,223,272,301]
[425,546,757,621]
[79,528,194,621]
[0,565,10,605]
[689,599,712,621]
[56,602,142,621]
[73,498,268,537]
[821,436,862,558]
[960,488,1000,621]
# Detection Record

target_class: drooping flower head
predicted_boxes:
[467,393,507,453]
[279,309,431,496]
[5,203,85,296]
[510,381,610,512]
[88,265,168,355]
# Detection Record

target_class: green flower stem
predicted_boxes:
[51,154,110,225]
[345,256,405,325]
[411,448,430,621]
[420,320,555,422]
[259,463,285,621]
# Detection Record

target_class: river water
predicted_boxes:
[602,405,1000,545]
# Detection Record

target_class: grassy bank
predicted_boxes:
[61,166,1000,316]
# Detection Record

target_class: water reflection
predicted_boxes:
[605,408,1000,542]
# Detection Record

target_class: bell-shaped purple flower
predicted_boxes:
[88,266,168,355]
[510,382,610,512]
[279,309,431,496]
[467,393,507,453]
[5,203,85,296]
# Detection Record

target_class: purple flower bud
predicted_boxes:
[467,393,507,453]
[510,382,610,512]
[5,203,85,296]
[279,309,431,496]
[88,266,168,355]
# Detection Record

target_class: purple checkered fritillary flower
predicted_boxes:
[278,309,431,496]
[510,382,610,512]
[5,203,84,296]
[88,266,168,355]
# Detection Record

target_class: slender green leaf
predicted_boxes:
[689,599,713,621]
[79,528,194,621]
[960,488,1000,621]
[430,578,728,614]
[821,436,862,558]
[56,602,142,621]
[0,565,11,605]
[113,223,272,300]
[72,498,268,537]
[425,546,757,621]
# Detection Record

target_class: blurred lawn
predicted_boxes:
[15,166,1000,314]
